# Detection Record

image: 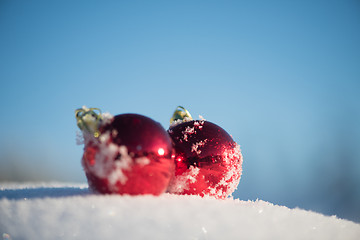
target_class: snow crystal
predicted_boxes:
[191,140,208,155]
[81,128,134,189]
[100,112,113,125]
[90,136,118,179]
[98,131,110,144]
[194,119,206,130]
[107,145,133,187]
[208,143,243,198]
[181,126,195,142]
[193,121,200,127]
[167,166,200,193]
[170,117,192,127]
[79,113,141,190]
[1,183,360,240]
[184,126,195,134]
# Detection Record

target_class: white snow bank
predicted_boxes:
[1,183,359,240]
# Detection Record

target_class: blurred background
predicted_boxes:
[0,0,359,222]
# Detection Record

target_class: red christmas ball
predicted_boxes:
[76,108,174,195]
[167,107,243,199]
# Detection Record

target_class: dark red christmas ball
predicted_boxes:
[166,108,243,199]
[76,108,174,195]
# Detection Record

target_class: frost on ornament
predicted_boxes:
[75,106,175,195]
[167,166,200,193]
[167,106,243,199]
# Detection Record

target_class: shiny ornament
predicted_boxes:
[167,106,243,199]
[76,107,174,195]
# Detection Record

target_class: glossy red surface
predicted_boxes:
[167,120,242,199]
[101,114,173,158]
[82,114,174,195]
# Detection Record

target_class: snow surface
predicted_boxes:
[1,183,360,240]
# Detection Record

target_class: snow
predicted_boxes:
[191,140,207,155]
[1,183,360,240]
[169,117,193,127]
[168,166,200,193]
[209,144,242,198]
[80,112,150,190]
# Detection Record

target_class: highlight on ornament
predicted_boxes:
[75,106,243,198]
[75,106,174,195]
[167,106,243,199]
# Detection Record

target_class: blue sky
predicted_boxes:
[0,0,359,221]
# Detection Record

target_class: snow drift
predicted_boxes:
[1,183,359,240]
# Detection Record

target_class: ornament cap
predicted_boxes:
[170,106,193,124]
[75,106,102,137]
